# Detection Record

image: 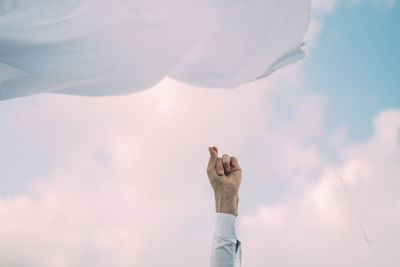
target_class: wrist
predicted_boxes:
[215,192,239,217]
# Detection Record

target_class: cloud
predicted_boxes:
[0,61,331,266]
[1,71,399,266]
[240,109,400,267]
[352,0,396,8]
[312,0,396,15]
[308,0,396,46]
[312,0,341,14]
[0,75,265,266]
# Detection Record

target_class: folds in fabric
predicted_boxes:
[0,0,311,101]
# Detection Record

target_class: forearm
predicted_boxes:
[207,147,242,266]
[214,191,239,217]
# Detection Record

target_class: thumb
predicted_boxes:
[207,146,218,171]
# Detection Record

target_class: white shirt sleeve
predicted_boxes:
[210,213,242,267]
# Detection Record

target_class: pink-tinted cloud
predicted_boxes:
[241,109,400,267]
[0,63,330,266]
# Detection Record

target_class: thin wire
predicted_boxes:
[329,160,375,253]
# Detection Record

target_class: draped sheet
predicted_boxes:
[0,0,311,101]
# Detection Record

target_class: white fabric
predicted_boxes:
[0,0,311,101]
[170,0,311,88]
[211,213,242,267]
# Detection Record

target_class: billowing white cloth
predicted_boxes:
[0,0,311,101]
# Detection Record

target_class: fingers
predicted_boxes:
[222,154,231,173]
[231,156,238,168]
[207,146,240,177]
[216,158,224,176]
[207,147,218,174]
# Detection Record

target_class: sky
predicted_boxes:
[0,0,399,266]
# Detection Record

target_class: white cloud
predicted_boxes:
[1,62,399,267]
[352,0,396,8]
[240,109,400,267]
[312,0,341,14]
[312,0,396,15]
[0,63,331,266]
[308,0,396,51]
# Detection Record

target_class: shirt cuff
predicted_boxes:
[215,212,238,242]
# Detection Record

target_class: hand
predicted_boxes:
[207,146,242,216]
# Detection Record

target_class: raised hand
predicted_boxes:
[207,146,242,216]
